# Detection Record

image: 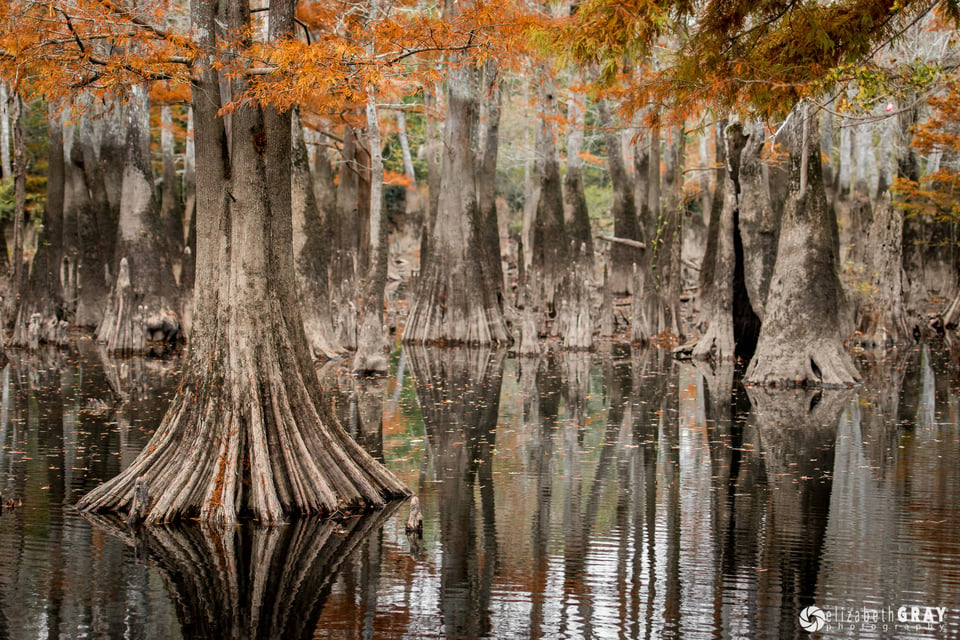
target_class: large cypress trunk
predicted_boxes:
[737,120,780,324]
[403,64,509,345]
[78,0,408,524]
[477,60,505,303]
[291,110,340,360]
[693,123,747,361]
[745,108,859,387]
[597,99,641,296]
[74,107,124,329]
[96,84,181,354]
[563,93,593,266]
[531,74,567,310]
[856,193,908,347]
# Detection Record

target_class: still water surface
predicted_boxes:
[1,339,959,639]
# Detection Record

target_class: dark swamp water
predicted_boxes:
[1,338,959,639]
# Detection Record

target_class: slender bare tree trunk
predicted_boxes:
[291,109,339,360]
[647,123,661,232]
[0,82,10,184]
[10,106,67,348]
[396,108,421,221]
[79,0,408,524]
[353,78,390,374]
[10,93,26,315]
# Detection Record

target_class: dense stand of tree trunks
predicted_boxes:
[10,108,67,348]
[531,72,567,312]
[78,0,408,524]
[353,80,391,375]
[693,123,748,361]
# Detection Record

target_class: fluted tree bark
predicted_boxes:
[745,106,859,387]
[403,42,509,346]
[292,110,340,360]
[79,0,408,524]
[96,84,181,354]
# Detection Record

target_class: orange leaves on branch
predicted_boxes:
[892,76,960,225]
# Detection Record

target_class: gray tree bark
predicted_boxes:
[745,107,859,387]
[0,82,9,184]
[563,93,593,266]
[637,124,684,340]
[10,106,67,348]
[403,63,509,345]
[856,192,908,347]
[9,92,25,317]
[160,105,185,282]
[477,60,505,304]
[291,109,340,360]
[693,123,745,361]
[96,84,181,354]
[78,0,408,524]
[353,79,390,375]
[597,99,641,296]
[531,72,567,310]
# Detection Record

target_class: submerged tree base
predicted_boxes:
[77,300,410,524]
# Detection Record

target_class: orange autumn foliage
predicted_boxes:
[0,0,539,120]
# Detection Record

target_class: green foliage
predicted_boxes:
[0,178,46,225]
[0,99,49,225]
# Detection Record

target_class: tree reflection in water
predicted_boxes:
[86,506,398,639]
[408,345,504,640]
[4,342,960,638]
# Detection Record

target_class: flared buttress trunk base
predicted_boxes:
[78,296,408,525]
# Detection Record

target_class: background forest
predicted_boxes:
[2,0,960,523]
[0,0,957,373]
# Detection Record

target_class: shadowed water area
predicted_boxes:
[1,338,959,639]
